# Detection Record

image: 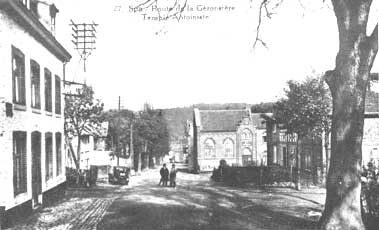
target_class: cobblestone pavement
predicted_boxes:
[8,171,152,230]
[9,189,118,230]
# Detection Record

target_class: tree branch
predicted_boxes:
[253,0,284,49]
[366,23,378,72]
[253,0,268,49]
[368,23,378,54]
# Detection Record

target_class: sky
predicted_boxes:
[52,0,379,111]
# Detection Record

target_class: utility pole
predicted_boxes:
[117,96,121,166]
[130,121,134,170]
[70,20,98,72]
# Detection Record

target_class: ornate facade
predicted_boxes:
[191,108,267,171]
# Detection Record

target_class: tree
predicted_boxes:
[274,76,331,190]
[254,1,377,228]
[133,105,170,170]
[250,102,275,113]
[103,104,170,172]
[102,109,135,166]
[64,85,103,180]
[320,1,377,228]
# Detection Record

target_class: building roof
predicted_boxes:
[0,0,71,62]
[82,122,109,137]
[194,109,251,132]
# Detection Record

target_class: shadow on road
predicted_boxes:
[98,171,320,230]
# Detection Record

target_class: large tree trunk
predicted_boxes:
[67,138,79,169]
[320,1,377,229]
[76,135,82,185]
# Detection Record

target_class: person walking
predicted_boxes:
[159,164,168,186]
[169,164,177,188]
[162,164,169,187]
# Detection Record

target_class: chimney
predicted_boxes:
[29,0,59,35]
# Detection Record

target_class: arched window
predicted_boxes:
[242,129,252,140]
[204,138,216,158]
[223,138,234,158]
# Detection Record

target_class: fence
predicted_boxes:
[211,165,318,186]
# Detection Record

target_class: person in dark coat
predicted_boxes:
[159,164,169,186]
[159,164,168,186]
[163,165,169,186]
[169,164,177,188]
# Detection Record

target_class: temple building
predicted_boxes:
[191,108,268,171]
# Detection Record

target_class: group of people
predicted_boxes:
[159,163,177,188]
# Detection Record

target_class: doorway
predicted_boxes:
[31,131,42,207]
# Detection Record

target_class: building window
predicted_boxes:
[223,138,234,158]
[304,153,312,170]
[242,148,253,166]
[44,68,52,112]
[279,133,286,142]
[242,129,252,140]
[56,132,62,176]
[31,60,41,109]
[13,131,27,195]
[45,132,53,181]
[12,46,26,106]
[55,75,61,114]
[204,138,216,158]
[81,135,90,145]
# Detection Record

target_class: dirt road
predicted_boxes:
[97,168,323,230]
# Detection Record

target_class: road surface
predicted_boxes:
[97,168,322,230]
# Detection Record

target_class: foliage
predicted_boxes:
[361,160,379,224]
[64,85,104,137]
[273,76,331,138]
[102,104,170,168]
[250,102,275,113]
[134,105,170,157]
[64,85,104,170]
[101,109,135,157]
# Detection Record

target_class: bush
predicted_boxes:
[65,167,98,188]
[361,160,379,228]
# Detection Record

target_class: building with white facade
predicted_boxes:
[0,0,71,226]
[191,108,267,171]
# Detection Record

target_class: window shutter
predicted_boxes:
[12,46,25,105]
[13,136,17,196]
[13,131,27,196]
[21,132,27,193]
[55,76,61,114]
[56,133,62,176]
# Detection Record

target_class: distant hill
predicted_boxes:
[162,107,193,143]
